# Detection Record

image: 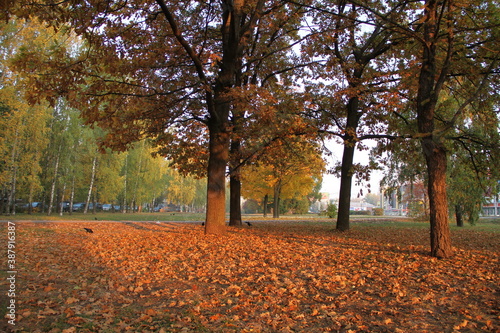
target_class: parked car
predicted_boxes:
[154,204,165,212]
[88,203,102,211]
[18,202,41,213]
[102,204,112,211]
[60,202,70,212]
[72,203,85,211]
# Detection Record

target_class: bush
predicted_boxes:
[320,203,338,218]
[408,201,425,218]
[373,208,384,216]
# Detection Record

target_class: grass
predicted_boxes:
[2,211,499,231]
[0,211,207,222]
[2,210,413,222]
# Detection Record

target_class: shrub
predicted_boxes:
[320,203,338,218]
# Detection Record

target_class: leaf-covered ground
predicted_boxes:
[1,221,499,332]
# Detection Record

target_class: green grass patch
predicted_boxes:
[1,212,206,222]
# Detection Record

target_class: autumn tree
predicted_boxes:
[1,18,207,213]
[364,0,500,257]
[395,0,497,257]
[0,93,51,214]
[300,0,411,231]
[447,117,500,226]
[0,19,52,214]
[241,137,325,218]
[165,166,207,212]
[7,0,311,234]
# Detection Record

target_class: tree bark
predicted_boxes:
[205,124,230,234]
[455,204,464,227]
[337,143,356,231]
[229,171,242,226]
[59,183,66,216]
[7,128,20,215]
[336,94,361,231]
[84,156,97,214]
[263,194,268,217]
[422,141,452,257]
[273,180,281,218]
[416,0,453,258]
[47,152,60,216]
[229,139,242,226]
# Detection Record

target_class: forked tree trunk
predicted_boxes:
[157,0,264,234]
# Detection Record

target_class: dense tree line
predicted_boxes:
[0,20,207,214]
[0,89,208,214]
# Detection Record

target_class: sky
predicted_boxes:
[320,139,384,199]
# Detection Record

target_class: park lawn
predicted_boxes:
[0,212,207,222]
[0,220,498,332]
[0,211,408,222]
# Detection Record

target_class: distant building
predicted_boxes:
[483,181,499,216]
[349,198,375,212]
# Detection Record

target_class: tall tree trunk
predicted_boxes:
[205,124,230,234]
[123,154,128,213]
[263,194,268,217]
[8,165,18,215]
[156,0,265,234]
[229,172,242,226]
[203,0,248,233]
[455,204,464,227]
[131,141,144,214]
[59,183,66,216]
[422,141,452,257]
[229,139,242,226]
[336,95,361,231]
[415,0,453,258]
[337,143,356,231]
[7,128,20,215]
[273,180,281,218]
[84,156,97,214]
[47,153,60,216]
